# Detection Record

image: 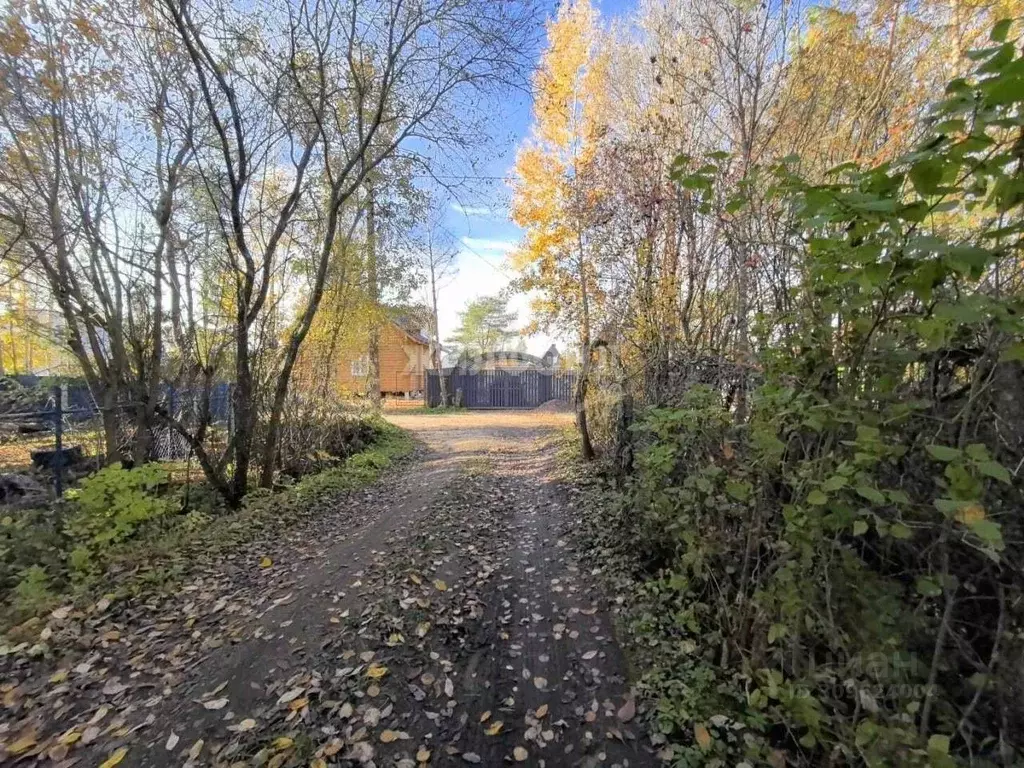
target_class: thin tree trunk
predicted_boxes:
[230,309,253,506]
[134,241,163,465]
[366,184,381,409]
[102,386,123,465]
[258,200,351,487]
[429,258,448,405]
[576,233,595,461]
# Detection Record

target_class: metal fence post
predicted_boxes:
[52,384,64,498]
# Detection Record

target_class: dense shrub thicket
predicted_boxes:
[582,27,1024,767]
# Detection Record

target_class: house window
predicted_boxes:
[351,355,369,377]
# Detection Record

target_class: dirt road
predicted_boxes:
[2,412,657,767]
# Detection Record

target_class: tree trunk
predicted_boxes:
[429,259,448,406]
[230,316,253,506]
[366,184,381,409]
[576,341,595,461]
[258,200,348,487]
[576,233,595,461]
[134,240,164,466]
[101,385,121,465]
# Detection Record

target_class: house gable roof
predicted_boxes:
[391,317,430,346]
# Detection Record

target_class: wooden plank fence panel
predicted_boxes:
[425,370,576,409]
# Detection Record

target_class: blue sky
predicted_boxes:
[425,0,636,357]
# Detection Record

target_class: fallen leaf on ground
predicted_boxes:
[99,746,128,768]
[102,679,128,696]
[485,721,504,736]
[278,687,304,705]
[6,732,37,755]
[57,729,80,746]
[617,698,636,723]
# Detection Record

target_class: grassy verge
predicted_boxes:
[1,421,414,640]
[383,405,465,415]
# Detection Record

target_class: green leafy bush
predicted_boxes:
[0,506,67,596]
[11,565,58,617]
[63,463,170,575]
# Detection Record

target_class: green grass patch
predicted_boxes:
[386,405,466,415]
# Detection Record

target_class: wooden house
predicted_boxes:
[333,318,430,396]
[295,316,430,398]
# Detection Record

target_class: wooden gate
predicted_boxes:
[425,370,576,409]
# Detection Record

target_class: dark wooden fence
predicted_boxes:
[426,370,576,409]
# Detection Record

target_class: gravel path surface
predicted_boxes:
[2,411,658,767]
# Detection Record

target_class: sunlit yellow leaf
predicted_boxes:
[956,503,986,525]
[99,747,128,768]
[7,732,37,755]
[57,728,80,746]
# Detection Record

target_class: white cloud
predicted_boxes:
[450,203,494,217]
[460,236,517,255]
